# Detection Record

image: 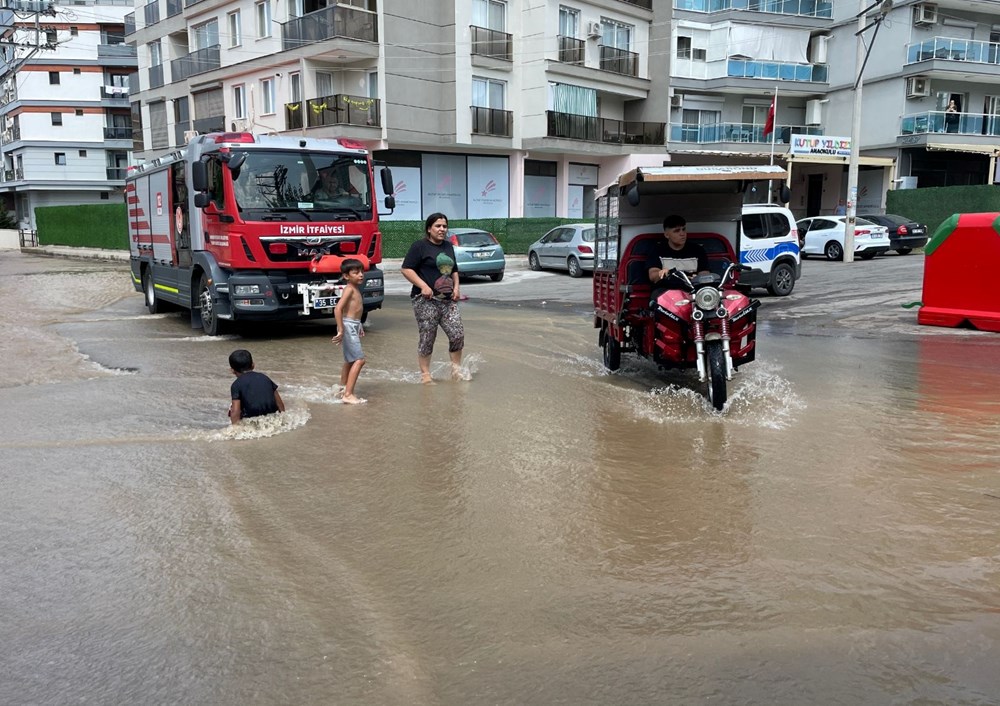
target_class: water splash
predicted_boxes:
[196,406,311,441]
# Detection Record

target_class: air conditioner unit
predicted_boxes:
[670,94,684,109]
[808,34,830,64]
[805,99,824,125]
[587,21,602,39]
[183,130,199,143]
[906,76,931,98]
[231,118,248,131]
[913,3,937,26]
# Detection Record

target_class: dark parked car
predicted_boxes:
[858,213,928,255]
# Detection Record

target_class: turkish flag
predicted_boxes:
[763,97,776,137]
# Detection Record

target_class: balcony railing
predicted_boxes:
[124,12,135,35]
[3,169,13,181]
[149,64,164,89]
[281,5,377,50]
[599,45,638,77]
[727,59,828,82]
[557,35,584,64]
[106,167,128,180]
[101,85,130,99]
[618,0,652,8]
[98,43,137,59]
[193,115,225,134]
[675,0,832,18]
[471,106,512,137]
[470,25,512,61]
[166,0,182,17]
[906,37,1000,66]
[104,127,134,139]
[285,94,381,130]
[901,111,1000,137]
[669,122,821,143]
[143,0,159,26]
[170,45,220,81]
[546,111,665,145]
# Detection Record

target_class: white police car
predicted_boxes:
[739,203,801,296]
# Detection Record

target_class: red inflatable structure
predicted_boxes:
[918,212,1000,332]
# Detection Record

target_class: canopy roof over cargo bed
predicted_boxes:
[597,165,788,198]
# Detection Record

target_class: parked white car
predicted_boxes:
[796,216,890,261]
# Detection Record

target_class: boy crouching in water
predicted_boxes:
[229,349,285,424]
[332,258,367,404]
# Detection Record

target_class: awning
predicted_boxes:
[786,154,895,167]
[924,143,999,155]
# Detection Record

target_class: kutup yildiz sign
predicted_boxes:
[790,134,852,158]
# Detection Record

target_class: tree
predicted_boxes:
[0,200,18,229]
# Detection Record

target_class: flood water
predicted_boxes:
[3,252,1000,705]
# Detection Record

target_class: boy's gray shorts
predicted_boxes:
[341,318,364,362]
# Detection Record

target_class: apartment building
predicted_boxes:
[126,0,668,219]
[0,0,137,228]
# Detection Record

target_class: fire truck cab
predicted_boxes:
[127,132,393,335]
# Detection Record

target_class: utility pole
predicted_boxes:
[843,1,867,264]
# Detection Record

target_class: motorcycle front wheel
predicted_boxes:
[706,340,727,411]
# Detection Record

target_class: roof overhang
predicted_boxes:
[924,143,1000,155]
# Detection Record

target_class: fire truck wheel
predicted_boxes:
[143,269,161,314]
[198,274,222,336]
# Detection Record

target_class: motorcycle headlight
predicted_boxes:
[694,287,721,311]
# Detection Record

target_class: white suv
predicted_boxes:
[739,204,801,296]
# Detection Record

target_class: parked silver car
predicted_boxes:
[527,223,595,277]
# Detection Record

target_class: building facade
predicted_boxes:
[0,0,137,227]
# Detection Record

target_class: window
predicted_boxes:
[742,104,770,126]
[54,153,66,165]
[261,78,275,114]
[49,71,60,85]
[368,71,378,99]
[233,84,246,118]
[677,36,691,59]
[228,10,241,47]
[290,72,301,102]
[75,109,83,116]
[149,40,162,66]
[693,48,706,61]
[79,150,87,157]
[101,192,109,200]
[192,19,219,50]
[70,26,78,36]
[558,6,579,37]
[51,112,62,125]
[472,77,505,109]
[255,1,272,38]
[73,67,81,75]
[601,19,632,50]
[316,71,333,97]
[473,0,505,31]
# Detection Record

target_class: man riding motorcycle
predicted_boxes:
[646,214,711,298]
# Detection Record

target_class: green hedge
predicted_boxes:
[886,185,1000,234]
[380,217,585,258]
[37,203,129,250]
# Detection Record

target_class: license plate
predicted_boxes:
[313,296,338,309]
[473,251,492,259]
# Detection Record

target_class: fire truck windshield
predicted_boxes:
[231,150,373,221]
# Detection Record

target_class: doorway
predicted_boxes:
[807,173,823,217]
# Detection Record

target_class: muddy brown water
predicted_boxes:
[2,252,999,705]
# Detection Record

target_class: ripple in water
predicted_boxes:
[195,406,311,441]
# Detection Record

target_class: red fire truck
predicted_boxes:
[126,132,395,335]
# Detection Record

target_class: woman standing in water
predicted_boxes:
[400,213,468,383]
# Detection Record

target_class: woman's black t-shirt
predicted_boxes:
[401,238,459,298]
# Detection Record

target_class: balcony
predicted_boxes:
[124,12,135,36]
[906,37,1000,66]
[558,35,584,65]
[104,127,134,139]
[471,25,512,61]
[471,106,513,137]
[282,5,377,50]
[149,64,164,89]
[900,111,1000,137]
[101,85,130,99]
[3,169,12,181]
[143,0,159,26]
[546,111,665,145]
[193,115,225,134]
[669,122,821,143]
[618,0,652,8]
[170,45,220,82]
[285,94,381,130]
[674,0,832,18]
[106,167,128,180]
[98,43,137,59]
[599,45,638,77]
[727,59,827,82]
